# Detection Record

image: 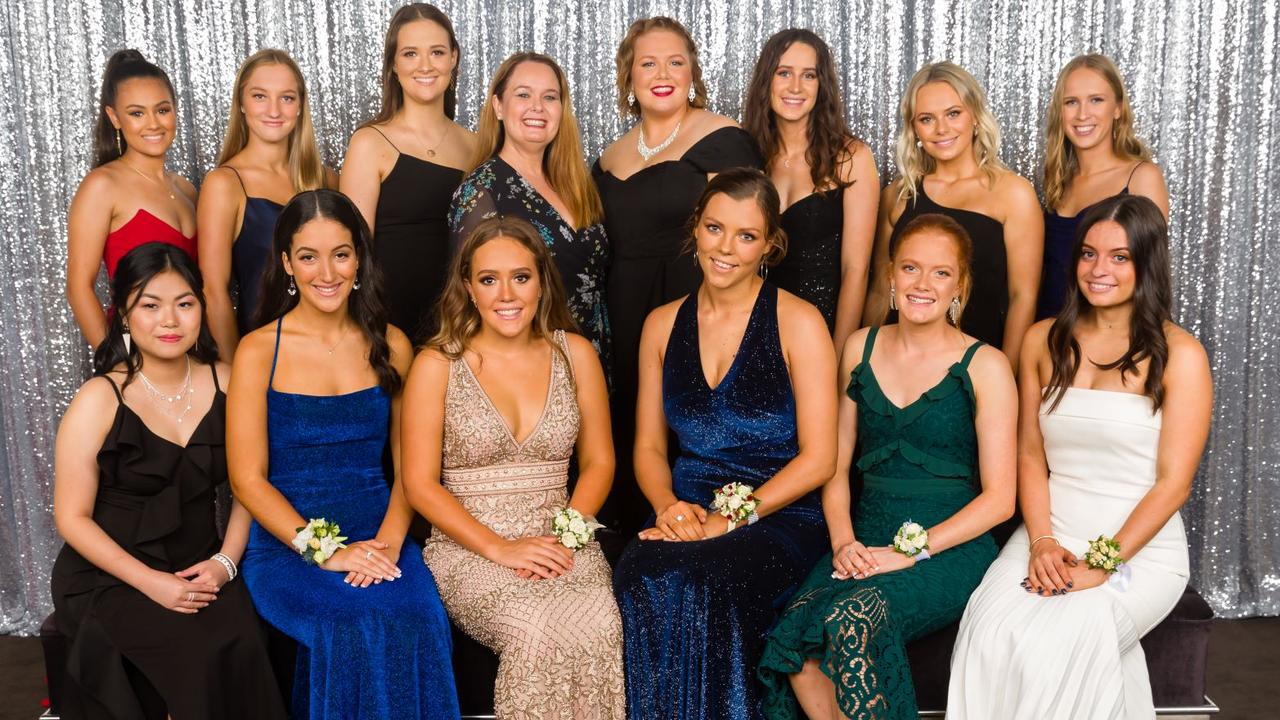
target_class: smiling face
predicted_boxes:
[1077,220,1136,308]
[911,81,975,163]
[631,29,693,116]
[465,236,542,339]
[694,193,772,289]
[123,269,202,360]
[891,230,965,326]
[1060,67,1121,152]
[241,62,301,144]
[106,77,176,159]
[493,60,562,154]
[394,18,457,106]
[282,218,359,315]
[770,41,819,123]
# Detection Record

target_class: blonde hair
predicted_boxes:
[1043,54,1151,211]
[216,49,326,192]
[613,16,709,118]
[895,61,1005,203]
[471,52,603,228]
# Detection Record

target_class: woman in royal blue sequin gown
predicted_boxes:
[612,170,836,719]
[228,190,459,720]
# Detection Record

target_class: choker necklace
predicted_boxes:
[637,119,682,163]
[122,160,176,200]
[138,356,195,424]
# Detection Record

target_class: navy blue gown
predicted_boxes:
[221,166,282,333]
[612,283,828,719]
[241,318,459,720]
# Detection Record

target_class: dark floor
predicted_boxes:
[2,618,1277,719]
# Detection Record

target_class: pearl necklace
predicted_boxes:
[637,119,682,163]
[137,356,195,424]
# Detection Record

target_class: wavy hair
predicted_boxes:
[363,3,460,124]
[1044,195,1171,412]
[427,216,579,364]
[1043,54,1152,212]
[613,16,709,118]
[93,49,176,167]
[885,213,974,327]
[743,29,859,191]
[255,189,400,394]
[471,52,603,228]
[895,61,1006,203]
[94,242,219,386]
[216,49,326,192]
[685,167,789,268]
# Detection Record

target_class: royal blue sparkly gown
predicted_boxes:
[612,283,829,720]
[241,318,459,720]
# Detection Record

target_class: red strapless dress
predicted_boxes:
[103,209,198,278]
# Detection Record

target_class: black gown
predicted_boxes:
[50,367,285,720]
[887,185,1008,349]
[592,126,763,538]
[772,188,843,331]
[368,127,464,344]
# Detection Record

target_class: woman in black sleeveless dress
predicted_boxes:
[51,243,284,719]
[340,5,474,343]
[594,17,763,539]
[743,29,879,350]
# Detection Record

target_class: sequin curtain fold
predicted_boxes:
[1,0,1276,634]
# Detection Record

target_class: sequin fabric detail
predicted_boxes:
[424,330,625,719]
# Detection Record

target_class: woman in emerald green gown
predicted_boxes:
[758,213,1018,720]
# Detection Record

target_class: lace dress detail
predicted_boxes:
[424,330,625,719]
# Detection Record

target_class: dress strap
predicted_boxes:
[101,374,124,404]
[861,326,880,362]
[368,125,401,153]
[269,317,283,389]
[209,361,221,393]
[1123,161,1145,191]
[221,165,249,197]
[553,329,575,381]
[959,340,984,369]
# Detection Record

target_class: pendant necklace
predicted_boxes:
[138,356,194,424]
[638,119,682,163]
[123,160,176,200]
[413,122,452,159]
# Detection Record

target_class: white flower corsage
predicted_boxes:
[551,508,604,550]
[1085,535,1124,573]
[711,482,760,531]
[892,520,931,560]
[292,518,347,565]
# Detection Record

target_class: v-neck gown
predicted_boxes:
[423,329,625,719]
[612,283,828,720]
[758,326,998,720]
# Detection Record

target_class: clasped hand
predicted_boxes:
[637,501,730,542]
[1022,542,1108,596]
[319,539,403,588]
[144,561,225,614]
[494,535,574,580]
[830,541,914,580]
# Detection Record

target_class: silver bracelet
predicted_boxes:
[211,552,237,581]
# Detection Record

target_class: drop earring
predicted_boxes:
[948,297,960,324]
[122,324,132,354]
[287,276,297,296]
[627,90,635,107]
[352,278,361,290]
[687,85,696,103]
[692,250,699,267]
[889,283,897,311]
[115,129,123,156]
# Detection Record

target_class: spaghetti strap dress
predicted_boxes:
[758,327,997,720]
[221,166,283,333]
[240,318,460,719]
[50,366,286,720]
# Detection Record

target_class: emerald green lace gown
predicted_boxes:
[758,327,998,720]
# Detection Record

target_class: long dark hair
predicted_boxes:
[685,167,789,267]
[742,29,859,191]
[362,3,460,125]
[255,189,400,394]
[93,242,219,386]
[94,49,176,167]
[1044,195,1172,412]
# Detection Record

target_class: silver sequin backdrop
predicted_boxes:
[0,0,1276,633]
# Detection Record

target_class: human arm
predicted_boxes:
[54,378,219,612]
[860,181,902,328]
[66,171,114,348]
[564,333,615,516]
[832,142,879,350]
[1000,175,1044,368]
[825,329,882,580]
[373,327,418,562]
[196,168,245,360]
[400,348,573,579]
[339,127,394,235]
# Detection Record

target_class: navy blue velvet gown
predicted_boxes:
[241,319,460,720]
[612,283,829,719]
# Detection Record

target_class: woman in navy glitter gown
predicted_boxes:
[227,190,459,719]
[612,169,835,719]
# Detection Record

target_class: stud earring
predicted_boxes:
[469,295,477,306]
[915,139,922,148]
[688,85,696,103]
[948,296,960,325]
[889,283,897,311]
[627,90,635,107]
[115,129,122,155]
[287,276,297,296]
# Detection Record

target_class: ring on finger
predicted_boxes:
[364,550,372,561]
[186,591,194,602]
[675,514,685,522]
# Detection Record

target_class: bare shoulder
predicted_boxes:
[562,331,597,358]
[840,326,874,368]
[347,124,395,156]
[74,165,117,200]
[1164,323,1210,377]
[599,133,633,171]
[1132,160,1167,185]
[1024,317,1054,347]
[694,109,739,133]
[212,360,232,388]
[776,287,828,334]
[233,323,277,367]
[641,298,684,344]
[452,122,477,143]
[967,342,1016,384]
[994,169,1038,205]
[199,166,242,200]
[409,345,453,380]
[63,375,121,430]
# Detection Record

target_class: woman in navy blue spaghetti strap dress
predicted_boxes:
[228,189,459,720]
[612,170,835,719]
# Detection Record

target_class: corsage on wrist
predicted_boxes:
[551,508,604,550]
[892,520,931,561]
[1085,534,1131,590]
[711,482,760,532]
[211,552,238,581]
[292,519,347,565]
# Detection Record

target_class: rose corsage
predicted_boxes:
[292,518,347,565]
[711,482,760,532]
[892,520,931,561]
[1085,534,1131,590]
[551,508,604,550]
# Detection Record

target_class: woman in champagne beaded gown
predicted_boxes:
[404,216,624,719]
[947,195,1212,719]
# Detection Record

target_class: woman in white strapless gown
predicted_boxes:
[947,195,1213,720]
